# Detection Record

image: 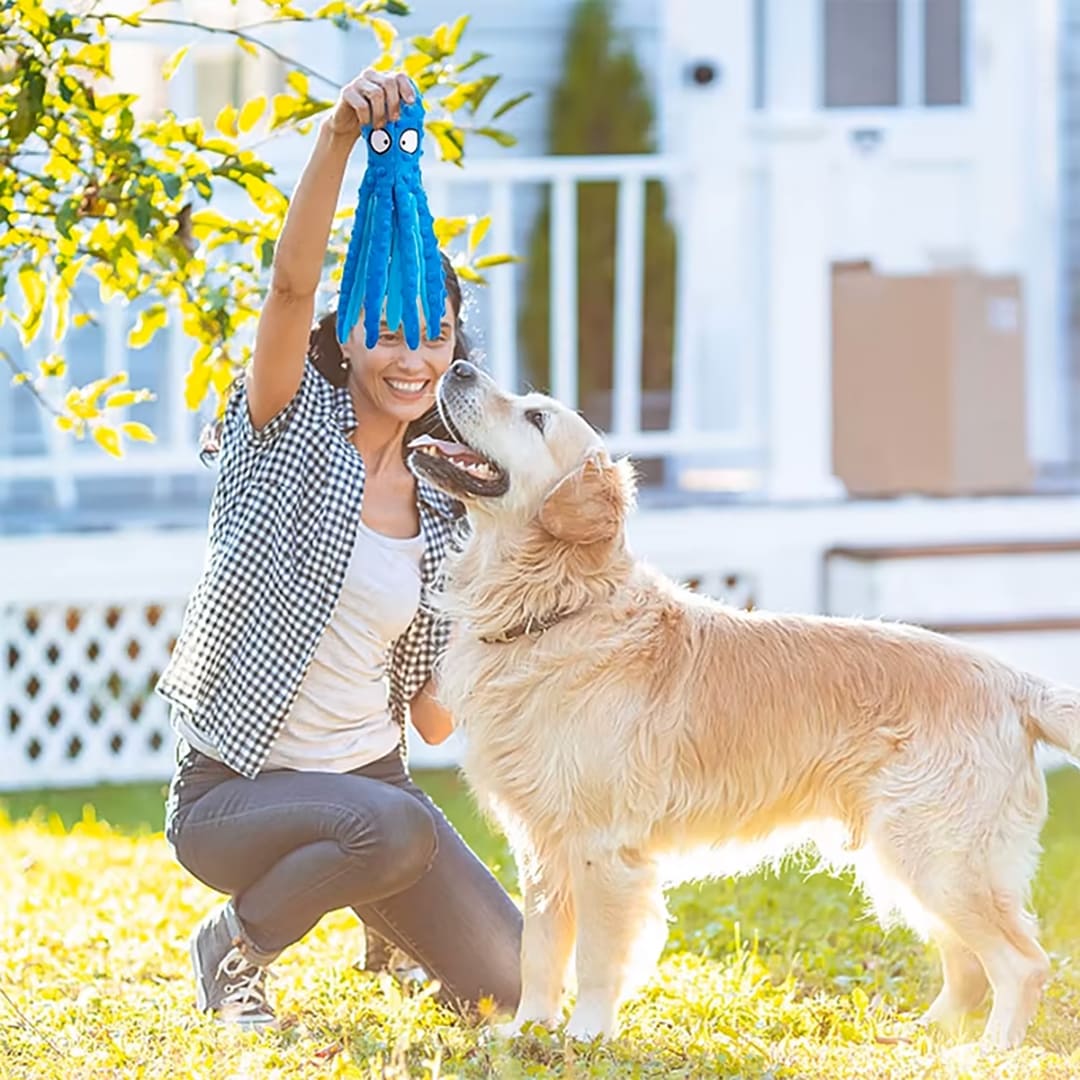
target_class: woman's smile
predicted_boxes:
[384,377,430,399]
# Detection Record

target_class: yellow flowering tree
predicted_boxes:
[1,0,524,456]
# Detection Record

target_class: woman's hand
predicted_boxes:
[325,69,417,140]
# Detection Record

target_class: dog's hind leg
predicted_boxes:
[867,770,1049,1049]
[921,933,989,1032]
[502,866,576,1035]
[564,845,667,1041]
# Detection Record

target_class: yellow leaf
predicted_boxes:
[447,14,470,50]
[271,93,298,128]
[215,104,238,138]
[237,38,259,59]
[238,95,267,133]
[368,17,396,52]
[162,45,190,81]
[65,389,97,420]
[11,372,31,387]
[121,422,156,443]
[468,215,490,254]
[473,252,518,269]
[189,208,231,240]
[128,304,168,349]
[441,80,478,113]
[403,52,431,78]
[43,151,78,184]
[18,266,45,343]
[38,355,67,379]
[93,425,123,458]
[433,216,468,246]
[83,373,127,406]
[105,390,138,409]
[455,264,485,284]
[210,359,236,396]
[73,313,95,329]
[239,174,288,214]
[286,70,309,97]
[54,415,75,432]
[184,349,213,410]
[372,52,395,73]
[426,121,463,164]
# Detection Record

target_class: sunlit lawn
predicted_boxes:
[2,769,1079,1079]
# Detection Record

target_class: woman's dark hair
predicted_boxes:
[308,250,470,456]
[201,251,469,462]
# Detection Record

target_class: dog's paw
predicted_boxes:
[563,1015,613,1043]
[491,1016,556,1041]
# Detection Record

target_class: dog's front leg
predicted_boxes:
[564,847,666,1042]
[499,871,575,1036]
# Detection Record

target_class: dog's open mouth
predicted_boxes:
[408,433,509,498]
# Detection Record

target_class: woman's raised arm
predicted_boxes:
[246,69,416,430]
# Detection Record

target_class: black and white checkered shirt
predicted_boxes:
[156,360,463,778]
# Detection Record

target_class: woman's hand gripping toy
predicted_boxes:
[336,80,446,351]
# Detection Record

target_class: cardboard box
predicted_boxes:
[831,263,1031,497]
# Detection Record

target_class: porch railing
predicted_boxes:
[0,154,767,514]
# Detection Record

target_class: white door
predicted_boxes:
[756,0,1066,465]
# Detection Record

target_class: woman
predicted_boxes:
[159,68,522,1027]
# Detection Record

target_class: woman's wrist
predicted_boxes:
[317,117,360,154]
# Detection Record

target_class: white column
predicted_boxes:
[763,123,841,501]
[1027,0,1068,467]
[761,0,842,499]
[661,0,754,478]
[762,0,820,114]
[971,0,1067,467]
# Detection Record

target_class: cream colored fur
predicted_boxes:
[427,370,1080,1049]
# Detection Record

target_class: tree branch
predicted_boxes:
[1,351,63,419]
[92,14,341,90]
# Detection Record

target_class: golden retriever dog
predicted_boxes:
[409,360,1079,1049]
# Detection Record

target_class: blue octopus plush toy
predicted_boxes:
[336,85,446,350]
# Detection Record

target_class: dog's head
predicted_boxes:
[409,361,635,545]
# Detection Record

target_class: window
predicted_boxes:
[823,0,966,108]
[824,0,900,107]
[924,0,966,106]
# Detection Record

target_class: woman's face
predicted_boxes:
[342,296,457,425]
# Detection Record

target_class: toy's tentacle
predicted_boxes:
[341,184,377,347]
[384,224,403,333]
[396,181,422,350]
[362,186,394,349]
[412,187,447,342]
[336,171,376,345]
[417,230,430,337]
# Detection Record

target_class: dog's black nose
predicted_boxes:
[448,360,478,382]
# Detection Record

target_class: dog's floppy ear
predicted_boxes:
[539,452,632,545]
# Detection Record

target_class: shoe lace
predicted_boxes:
[216,946,270,1016]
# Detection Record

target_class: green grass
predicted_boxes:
[1,769,1079,1078]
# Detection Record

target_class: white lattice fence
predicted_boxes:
[2,598,185,791]
[0,531,206,792]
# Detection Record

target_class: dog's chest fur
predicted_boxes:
[438,627,643,836]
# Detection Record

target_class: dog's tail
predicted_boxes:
[1024,681,1080,763]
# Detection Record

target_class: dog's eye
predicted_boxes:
[524,409,547,434]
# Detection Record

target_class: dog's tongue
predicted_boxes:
[408,433,484,464]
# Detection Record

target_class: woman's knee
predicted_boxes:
[340,789,438,895]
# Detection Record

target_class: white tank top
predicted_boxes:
[260,517,426,772]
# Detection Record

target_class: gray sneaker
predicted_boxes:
[189,901,278,1029]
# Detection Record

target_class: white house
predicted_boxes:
[3,0,1080,788]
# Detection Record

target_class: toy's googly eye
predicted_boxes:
[369,129,391,154]
[399,129,419,154]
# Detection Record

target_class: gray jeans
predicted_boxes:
[164,743,522,1013]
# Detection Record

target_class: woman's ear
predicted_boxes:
[538,452,634,545]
